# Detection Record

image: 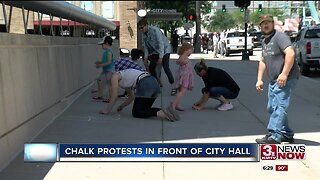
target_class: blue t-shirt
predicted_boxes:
[101,49,115,73]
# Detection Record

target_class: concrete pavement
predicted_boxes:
[0,55,319,180]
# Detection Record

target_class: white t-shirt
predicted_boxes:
[118,69,145,89]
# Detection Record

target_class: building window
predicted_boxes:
[102,1,115,19]
[80,1,93,13]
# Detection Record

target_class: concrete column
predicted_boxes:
[118,1,138,50]
[9,7,24,34]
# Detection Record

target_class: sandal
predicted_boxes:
[170,89,177,95]
[102,99,110,103]
[91,89,98,93]
[175,106,185,112]
[92,96,103,100]
[99,110,108,115]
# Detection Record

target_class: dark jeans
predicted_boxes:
[172,45,178,53]
[132,76,161,118]
[148,53,174,84]
[132,97,161,118]
[202,87,239,99]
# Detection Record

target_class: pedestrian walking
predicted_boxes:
[171,30,179,53]
[255,14,300,144]
[212,32,219,58]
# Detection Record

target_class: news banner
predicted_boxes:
[24,143,306,164]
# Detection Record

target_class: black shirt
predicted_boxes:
[202,67,240,94]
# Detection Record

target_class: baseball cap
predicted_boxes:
[259,14,274,25]
[98,36,113,45]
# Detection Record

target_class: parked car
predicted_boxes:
[225,31,254,56]
[249,31,263,48]
[293,25,320,76]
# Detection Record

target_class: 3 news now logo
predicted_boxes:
[260,144,306,160]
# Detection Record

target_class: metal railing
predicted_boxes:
[1,1,116,37]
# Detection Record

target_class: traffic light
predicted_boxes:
[188,13,197,21]
[240,7,244,12]
[208,9,211,13]
[222,4,226,13]
[189,15,193,21]
[234,0,251,8]
[258,4,263,12]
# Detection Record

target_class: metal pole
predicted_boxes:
[8,6,12,32]
[242,7,249,61]
[3,1,116,30]
[37,12,43,35]
[2,2,9,32]
[194,1,201,53]
[21,7,27,34]
[59,16,63,36]
[50,15,54,36]
[185,0,189,36]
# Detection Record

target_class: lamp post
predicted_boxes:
[137,9,147,17]
[241,7,250,61]
[194,0,201,53]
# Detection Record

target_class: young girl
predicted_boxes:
[171,43,194,111]
[93,36,115,103]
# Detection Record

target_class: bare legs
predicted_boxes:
[171,87,187,111]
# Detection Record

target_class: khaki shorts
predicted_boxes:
[97,71,114,83]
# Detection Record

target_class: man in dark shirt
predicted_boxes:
[192,60,240,111]
[171,30,179,53]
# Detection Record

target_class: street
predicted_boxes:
[171,48,320,82]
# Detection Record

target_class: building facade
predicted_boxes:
[0,1,140,50]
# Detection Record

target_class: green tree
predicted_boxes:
[251,11,263,25]
[250,8,285,26]
[268,8,285,22]
[231,10,245,29]
[204,11,235,32]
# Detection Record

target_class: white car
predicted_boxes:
[293,25,320,76]
[225,31,253,56]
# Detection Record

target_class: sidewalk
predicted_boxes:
[0,59,319,180]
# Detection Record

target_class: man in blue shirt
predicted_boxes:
[138,19,176,95]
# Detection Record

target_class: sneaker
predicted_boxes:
[217,102,233,111]
[255,137,280,144]
[118,94,128,99]
[161,108,176,122]
[260,132,272,141]
[215,101,224,109]
[259,132,294,143]
[281,136,294,143]
[170,89,177,96]
[167,106,180,121]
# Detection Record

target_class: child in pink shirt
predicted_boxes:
[171,43,194,111]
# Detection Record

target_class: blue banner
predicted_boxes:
[58,143,258,161]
